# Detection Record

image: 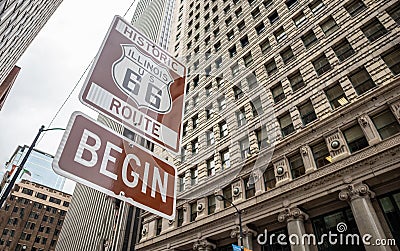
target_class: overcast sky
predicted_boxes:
[0,0,138,193]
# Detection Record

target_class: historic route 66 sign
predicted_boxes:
[112,44,173,114]
[79,16,186,153]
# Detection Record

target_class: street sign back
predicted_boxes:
[79,15,186,153]
[52,112,177,219]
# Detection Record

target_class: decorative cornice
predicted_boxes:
[339,183,375,202]
[193,239,216,250]
[278,207,309,223]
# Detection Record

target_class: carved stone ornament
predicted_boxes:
[168,219,174,225]
[300,146,308,156]
[278,207,309,223]
[339,183,375,201]
[358,115,369,127]
[193,239,216,250]
[197,203,204,212]
[141,227,148,236]
[232,187,241,197]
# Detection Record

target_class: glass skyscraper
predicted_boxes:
[5,145,66,191]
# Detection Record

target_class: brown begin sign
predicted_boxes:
[79,15,186,153]
[52,112,177,219]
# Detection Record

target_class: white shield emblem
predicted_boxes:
[112,44,173,113]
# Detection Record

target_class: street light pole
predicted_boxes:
[0,125,65,208]
[215,194,244,249]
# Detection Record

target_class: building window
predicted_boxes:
[240,35,249,47]
[192,95,199,107]
[215,57,223,69]
[238,20,246,31]
[229,45,237,58]
[181,145,187,162]
[207,158,216,176]
[220,149,231,170]
[343,124,369,153]
[268,10,280,24]
[251,7,261,18]
[378,191,400,245]
[309,0,325,14]
[206,129,215,145]
[320,16,339,36]
[288,70,305,91]
[247,74,258,90]
[387,2,400,25]
[289,153,305,179]
[190,202,197,222]
[332,39,355,62]
[381,45,400,75]
[233,85,244,100]
[239,137,251,159]
[206,105,214,120]
[293,11,307,27]
[311,141,332,168]
[263,0,273,8]
[231,63,240,77]
[371,109,400,140]
[298,100,317,125]
[256,126,270,149]
[243,53,254,67]
[274,27,287,43]
[182,122,188,137]
[264,166,276,191]
[243,177,256,199]
[251,96,263,117]
[325,83,349,109]
[312,208,364,251]
[236,107,247,127]
[265,58,277,75]
[348,67,376,95]
[279,113,295,137]
[219,120,229,138]
[286,0,299,10]
[271,82,286,103]
[192,114,198,129]
[280,46,295,64]
[205,84,212,97]
[190,166,198,185]
[312,54,332,76]
[208,195,216,214]
[177,208,184,227]
[260,38,271,54]
[222,185,233,208]
[178,174,185,192]
[218,96,226,110]
[156,218,162,236]
[191,138,199,155]
[301,30,318,48]
[361,18,388,42]
[214,41,221,52]
[255,21,266,35]
[344,0,366,16]
[225,16,233,26]
[235,7,243,17]
[227,29,235,41]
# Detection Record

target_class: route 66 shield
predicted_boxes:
[112,44,174,114]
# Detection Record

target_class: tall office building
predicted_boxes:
[0,180,71,251]
[132,0,176,49]
[134,0,400,251]
[0,66,20,111]
[4,146,66,192]
[0,0,63,85]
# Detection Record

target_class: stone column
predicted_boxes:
[339,183,391,251]
[278,207,310,251]
[357,115,380,145]
[182,203,190,226]
[230,225,257,250]
[193,239,216,251]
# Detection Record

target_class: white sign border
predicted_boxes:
[52,111,177,220]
